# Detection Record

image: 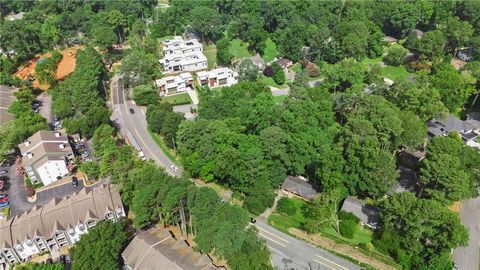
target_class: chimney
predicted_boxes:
[54,132,60,137]
[59,144,65,149]
[24,141,30,147]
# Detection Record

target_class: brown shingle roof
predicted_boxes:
[123,228,224,270]
[281,176,319,200]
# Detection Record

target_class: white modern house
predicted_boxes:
[0,184,125,268]
[196,67,238,89]
[159,36,207,74]
[155,72,194,96]
[18,131,75,186]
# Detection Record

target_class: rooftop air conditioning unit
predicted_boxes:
[24,141,30,147]
[27,152,33,159]
[59,144,65,149]
[54,132,60,137]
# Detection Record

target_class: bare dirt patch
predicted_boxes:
[14,46,84,90]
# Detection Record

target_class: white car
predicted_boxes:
[138,151,147,161]
[170,165,179,173]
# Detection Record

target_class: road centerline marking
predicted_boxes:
[315,254,349,270]
[258,233,287,248]
[256,226,290,243]
[313,259,337,270]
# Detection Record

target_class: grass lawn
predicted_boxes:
[203,44,217,68]
[158,35,174,41]
[161,92,192,105]
[262,38,278,63]
[147,129,177,162]
[361,57,411,81]
[268,198,306,233]
[273,95,287,105]
[258,74,286,88]
[321,226,373,245]
[229,38,253,59]
[289,63,302,73]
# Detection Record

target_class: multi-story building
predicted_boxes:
[0,184,125,268]
[155,72,194,96]
[18,131,75,186]
[159,36,208,74]
[196,67,238,89]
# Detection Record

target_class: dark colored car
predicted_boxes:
[250,217,256,224]
[72,176,79,188]
[129,108,135,114]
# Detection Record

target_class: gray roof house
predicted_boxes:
[340,197,381,228]
[427,114,479,142]
[247,54,265,69]
[122,228,224,270]
[281,176,319,200]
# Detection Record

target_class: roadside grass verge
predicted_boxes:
[147,129,177,163]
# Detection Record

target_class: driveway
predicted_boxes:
[173,104,197,120]
[454,197,480,270]
[36,92,53,125]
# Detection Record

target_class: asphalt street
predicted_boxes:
[255,220,361,270]
[454,197,480,270]
[111,76,360,270]
[110,75,181,176]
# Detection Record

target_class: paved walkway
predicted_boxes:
[186,88,199,105]
[454,197,480,270]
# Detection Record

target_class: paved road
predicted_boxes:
[255,220,361,270]
[454,197,480,270]
[110,75,180,176]
[0,85,17,125]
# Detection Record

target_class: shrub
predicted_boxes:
[305,62,320,77]
[339,211,360,223]
[339,219,357,239]
[276,197,296,216]
[263,65,274,77]
[383,44,408,66]
[271,63,286,85]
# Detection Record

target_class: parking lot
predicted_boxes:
[0,85,17,126]
[2,162,92,216]
[36,92,53,125]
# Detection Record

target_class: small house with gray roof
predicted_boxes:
[427,114,480,149]
[281,176,319,201]
[340,197,381,229]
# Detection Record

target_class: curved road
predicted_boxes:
[110,75,181,177]
[110,76,360,269]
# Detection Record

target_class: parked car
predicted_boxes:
[0,195,7,203]
[0,169,8,176]
[250,217,257,224]
[129,108,135,114]
[59,255,66,265]
[71,176,78,188]
[0,180,4,191]
[170,165,179,173]
[138,151,146,161]
[0,201,9,208]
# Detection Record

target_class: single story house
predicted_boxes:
[340,197,381,229]
[281,176,318,201]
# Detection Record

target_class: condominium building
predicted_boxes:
[0,184,125,268]
[18,131,75,186]
[159,36,208,74]
[196,67,238,89]
[155,72,194,96]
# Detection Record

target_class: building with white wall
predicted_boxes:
[0,184,125,268]
[196,67,238,89]
[159,36,208,74]
[155,72,194,96]
[18,131,75,186]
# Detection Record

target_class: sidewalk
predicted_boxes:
[186,88,199,105]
